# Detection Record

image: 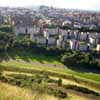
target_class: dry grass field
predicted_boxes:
[0,82,59,100]
[0,82,99,100]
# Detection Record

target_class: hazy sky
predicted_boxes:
[0,0,100,11]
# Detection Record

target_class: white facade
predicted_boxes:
[69,40,74,50]
[57,39,62,47]
[44,31,49,38]
[89,37,96,45]
[48,38,56,45]
[80,32,88,40]
[96,44,100,52]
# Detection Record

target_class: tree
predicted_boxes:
[16,36,36,49]
[0,31,15,52]
[0,25,12,33]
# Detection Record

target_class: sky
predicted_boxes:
[0,0,100,11]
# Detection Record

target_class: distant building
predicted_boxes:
[69,40,79,50]
[89,37,96,45]
[96,44,100,52]
[62,20,72,26]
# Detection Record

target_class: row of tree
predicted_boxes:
[43,24,100,32]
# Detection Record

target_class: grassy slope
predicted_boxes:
[0,48,100,83]
[1,59,100,83]
[1,59,100,93]
[3,70,100,93]
[0,82,58,100]
[0,75,99,100]
[0,50,100,93]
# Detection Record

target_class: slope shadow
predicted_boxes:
[0,48,59,65]
[65,63,100,74]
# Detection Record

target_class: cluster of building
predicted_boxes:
[13,25,100,52]
[0,6,100,52]
[39,6,100,29]
[0,6,100,30]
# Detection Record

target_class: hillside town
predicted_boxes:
[1,1,100,100]
[0,6,100,52]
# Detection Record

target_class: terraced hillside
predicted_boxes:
[0,58,100,100]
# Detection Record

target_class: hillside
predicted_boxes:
[0,26,100,100]
[0,82,59,100]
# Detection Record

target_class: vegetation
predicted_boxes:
[58,78,62,86]
[61,51,100,70]
[0,72,68,99]
[0,70,100,98]
[0,25,12,33]
[43,24,100,32]
[0,31,15,51]
[0,25,100,100]
[0,82,59,100]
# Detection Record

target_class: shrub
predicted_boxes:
[56,89,67,98]
[0,25,12,33]
[61,53,77,66]
[58,78,62,86]
[48,88,67,98]
[16,80,21,86]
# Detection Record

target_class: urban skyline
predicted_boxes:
[0,0,99,11]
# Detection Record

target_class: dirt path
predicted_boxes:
[67,90,100,100]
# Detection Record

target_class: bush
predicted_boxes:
[48,88,67,98]
[61,51,100,69]
[0,25,12,33]
[61,52,78,66]
[58,78,62,86]
[56,90,67,98]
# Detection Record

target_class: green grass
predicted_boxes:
[3,48,62,66]
[1,60,100,83]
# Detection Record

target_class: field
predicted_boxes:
[1,81,99,100]
[0,82,59,100]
